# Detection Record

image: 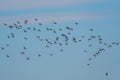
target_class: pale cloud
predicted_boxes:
[0,0,108,10]
[0,12,106,24]
[0,0,109,23]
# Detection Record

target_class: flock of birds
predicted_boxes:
[0,18,120,77]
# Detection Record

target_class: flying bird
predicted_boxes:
[105,72,109,76]
[26,57,30,60]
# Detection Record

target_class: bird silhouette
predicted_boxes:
[60,49,63,52]
[23,29,27,33]
[58,28,62,31]
[26,57,30,60]
[88,44,92,47]
[17,21,20,24]
[24,46,27,49]
[6,54,10,58]
[50,53,53,56]
[1,47,4,50]
[3,23,7,26]
[87,63,90,66]
[53,21,57,24]
[24,20,28,24]
[39,23,42,25]
[89,28,94,32]
[6,44,9,46]
[8,25,13,29]
[38,54,41,57]
[75,22,78,25]
[20,52,25,54]
[105,72,108,76]
[34,18,38,21]
[24,37,28,40]
[89,58,92,61]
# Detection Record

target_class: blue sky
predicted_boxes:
[0,0,120,80]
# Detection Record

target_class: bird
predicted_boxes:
[53,21,57,24]
[105,72,108,76]
[67,33,71,35]
[104,43,107,45]
[88,44,92,47]
[66,27,73,31]
[24,46,27,49]
[65,43,68,45]
[40,39,43,41]
[56,37,59,41]
[96,52,100,56]
[45,39,48,41]
[37,29,41,32]
[46,27,52,31]
[48,41,53,45]
[59,43,62,46]
[89,58,92,61]
[6,54,10,58]
[1,47,4,50]
[8,25,13,29]
[17,27,21,29]
[112,42,116,45]
[7,36,10,38]
[17,21,20,24]
[50,54,54,56]
[91,35,96,38]
[45,45,49,48]
[75,22,78,25]
[19,25,22,28]
[20,52,25,54]
[84,50,87,53]
[108,45,112,48]
[78,40,82,42]
[99,41,102,44]
[116,43,119,45]
[81,36,85,38]
[58,28,62,31]
[26,57,30,60]
[66,26,70,30]
[53,30,56,33]
[38,54,41,57]
[54,41,57,44]
[39,23,42,25]
[93,54,96,57]
[3,23,7,26]
[36,36,40,39]
[24,20,28,24]
[27,27,31,30]
[34,18,38,21]
[24,37,28,40]
[13,23,17,26]
[87,63,90,66]
[11,33,14,36]
[89,28,94,32]
[60,49,63,52]
[33,27,36,31]
[6,44,9,46]
[23,29,27,33]
[88,38,91,41]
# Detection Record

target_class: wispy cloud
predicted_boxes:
[0,0,109,10]
[0,0,111,23]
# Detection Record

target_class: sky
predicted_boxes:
[0,0,120,80]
